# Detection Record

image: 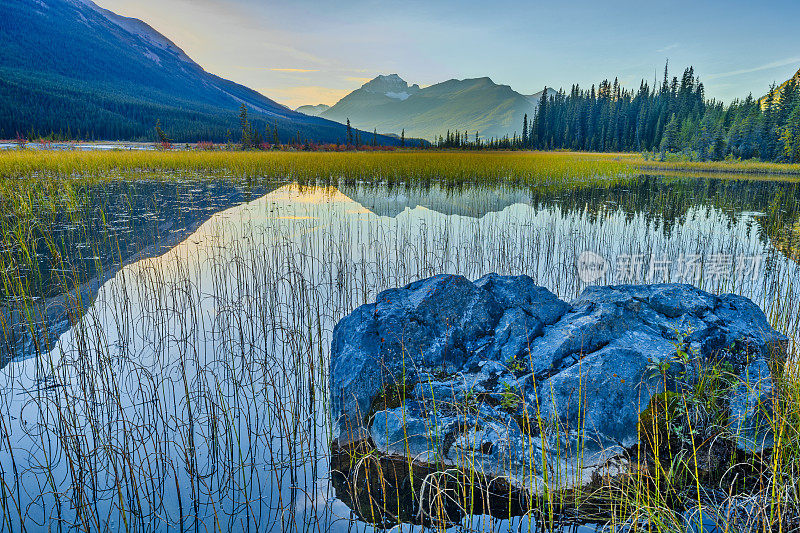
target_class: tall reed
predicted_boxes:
[0,169,799,531]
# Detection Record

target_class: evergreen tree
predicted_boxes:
[427,64,798,162]
[535,87,548,148]
[660,114,681,155]
[154,120,171,146]
[251,127,263,148]
[781,105,800,163]
[239,104,255,149]
[522,113,528,147]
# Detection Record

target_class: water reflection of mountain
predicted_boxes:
[343,175,800,224]
[343,176,800,253]
[6,174,800,364]
[338,184,534,218]
[2,179,279,363]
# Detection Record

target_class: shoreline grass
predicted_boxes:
[2,149,800,186]
[635,158,800,176]
[0,150,632,183]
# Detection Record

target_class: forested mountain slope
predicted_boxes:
[0,0,400,144]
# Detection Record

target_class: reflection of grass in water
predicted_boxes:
[0,150,630,290]
[0,175,276,357]
[2,172,800,530]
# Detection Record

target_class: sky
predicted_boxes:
[95,0,800,109]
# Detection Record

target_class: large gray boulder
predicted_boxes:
[330,274,787,491]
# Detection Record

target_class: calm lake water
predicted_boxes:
[1,178,277,358]
[1,176,800,531]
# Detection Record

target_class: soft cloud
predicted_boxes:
[232,67,320,72]
[93,0,800,105]
[263,86,351,108]
[706,57,800,80]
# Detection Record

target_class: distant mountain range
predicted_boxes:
[0,0,402,144]
[294,104,331,117]
[296,74,557,141]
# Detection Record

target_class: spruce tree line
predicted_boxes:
[524,64,800,162]
[435,128,521,150]
[434,64,800,162]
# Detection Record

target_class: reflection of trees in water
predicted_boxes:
[530,175,800,231]
[346,175,800,261]
[12,175,800,302]
[578,176,800,261]
[6,173,800,360]
[768,220,800,262]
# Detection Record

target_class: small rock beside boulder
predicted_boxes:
[330,274,787,510]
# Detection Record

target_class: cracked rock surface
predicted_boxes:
[330,274,787,491]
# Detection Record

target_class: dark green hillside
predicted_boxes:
[0,0,400,144]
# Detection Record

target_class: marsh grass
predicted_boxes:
[1,157,800,531]
[2,149,800,191]
[636,157,800,177]
[0,150,634,184]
